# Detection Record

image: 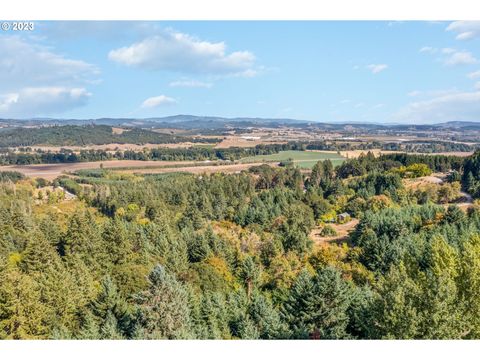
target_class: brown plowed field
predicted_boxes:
[1,160,274,180]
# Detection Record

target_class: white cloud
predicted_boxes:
[141,95,177,108]
[393,91,480,123]
[441,48,456,54]
[169,79,213,88]
[419,46,437,54]
[444,51,478,66]
[446,21,480,40]
[475,82,480,90]
[366,64,388,74]
[420,45,478,66]
[372,103,385,109]
[406,88,460,99]
[233,69,258,78]
[468,70,480,79]
[0,35,99,92]
[0,36,98,118]
[0,87,91,118]
[109,29,256,76]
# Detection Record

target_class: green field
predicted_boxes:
[241,150,345,168]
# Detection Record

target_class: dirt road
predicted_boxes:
[310,219,359,246]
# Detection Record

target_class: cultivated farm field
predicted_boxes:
[0,159,275,180]
[0,160,199,180]
[240,150,346,168]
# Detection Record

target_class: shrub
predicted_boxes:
[320,224,337,237]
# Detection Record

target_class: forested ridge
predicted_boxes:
[1,151,480,339]
[0,125,219,148]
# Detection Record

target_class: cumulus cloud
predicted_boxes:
[169,79,213,88]
[0,87,91,118]
[419,45,478,66]
[446,21,480,40]
[419,46,437,54]
[141,95,177,108]
[366,64,388,74]
[230,68,259,78]
[0,35,99,92]
[0,36,99,118]
[109,29,256,76]
[393,91,480,123]
[407,89,460,98]
[444,51,478,66]
[441,48,456,54]
[468,70,480,79]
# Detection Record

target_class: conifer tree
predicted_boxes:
[0,264,49,339]
[134,265,193,339]
[102,218,132,266]
[248,292,285,339]
[240,256,261,299]
[417,236,466,339]
[459,235,480,338]
[282,267,353,339]
[88,276,132,339]
[61,211,103,273]
[367,263,422,339]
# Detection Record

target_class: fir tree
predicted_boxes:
[282,267,353,339]
[134,265,193,339]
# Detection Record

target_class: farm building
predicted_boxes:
[337,212,351,223]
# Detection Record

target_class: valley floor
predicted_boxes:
[0,159,276,180]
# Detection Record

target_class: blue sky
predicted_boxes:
[0,21,479,123]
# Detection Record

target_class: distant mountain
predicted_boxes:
[141,115,310,129]
[0,115,311,131]
[434,121,480,130]
[1,116,480,131]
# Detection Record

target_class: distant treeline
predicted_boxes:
[305,140,477,153]
[0,143,301,165]
[381,140,476,153]
[0,149,112,165]
[0,125,219,147]
[121,143,301,161]
[0,138,475,166]
[378,153,465,172]
[305,141,382,151]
